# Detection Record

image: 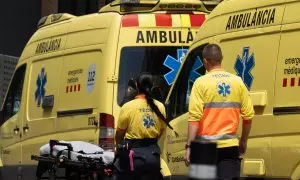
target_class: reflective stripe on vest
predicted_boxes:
[204,102,241,108]
[198,102,241,137]
[196,134,238,141]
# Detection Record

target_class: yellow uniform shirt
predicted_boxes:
[117,98,166,139]
[188,69,254,148]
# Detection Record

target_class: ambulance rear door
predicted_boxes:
[164,41,207,175]
[112,11,206,175]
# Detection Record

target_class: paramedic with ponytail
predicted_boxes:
[113,72,168,180]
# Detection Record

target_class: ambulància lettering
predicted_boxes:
[36,38,61,54]
[226,8,276,30]
[136,30,194,44]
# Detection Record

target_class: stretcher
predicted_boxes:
[31,140,114,180]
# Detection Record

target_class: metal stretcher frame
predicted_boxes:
[31,140,113,180]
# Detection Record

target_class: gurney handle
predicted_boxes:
[49,140,73,159]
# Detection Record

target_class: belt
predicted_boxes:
[124,138,158,148]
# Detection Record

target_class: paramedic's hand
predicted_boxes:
[185,147,190,166]
[239,139,247,155]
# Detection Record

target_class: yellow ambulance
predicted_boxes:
[0,0,220,179]
[166,0,300,179]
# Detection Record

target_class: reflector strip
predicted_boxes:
[121,13,206,27]
[139,14,156,27]
[65,84,81,93]
[291,78,295,87]
[282,78,300,87]
[283,78,287,87]
[171,14,181,27]
[155,14,172,27]
[190,14,205,27]
[189,164,216,179]
[181,14,191,27]
[122,14,139,27]
[204,102,241,108]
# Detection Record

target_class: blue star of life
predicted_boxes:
[189,56,203,83]
[35,68,47,107]
[218,83,231,97]
[234,47,255,90]
[143,115,155,129]
[163,49,203,85]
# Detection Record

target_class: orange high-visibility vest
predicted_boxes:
[188,69,254,148]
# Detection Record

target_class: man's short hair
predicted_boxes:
[202,44,223,65]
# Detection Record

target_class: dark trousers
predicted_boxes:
[112,140,161,180]
[217,146,241,180]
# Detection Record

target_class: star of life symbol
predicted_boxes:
[234,47,255,90]
[35,68,47,107]
[163,49,203,85]
[143,115,155,129]
[218,82,231,97]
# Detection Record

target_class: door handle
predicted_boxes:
[13,127,20,134]
[23,124,29,133]
[93,120,98,127]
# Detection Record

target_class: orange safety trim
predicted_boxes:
[198,108,240,136]
[121,13,206,27]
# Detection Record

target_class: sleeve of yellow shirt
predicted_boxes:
[188,79,204,122]
[240,81,255,121]
[117,107,129,130]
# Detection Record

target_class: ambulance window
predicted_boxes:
[117,46,188,106]
[168,45,207,119]
[0,65,26,125]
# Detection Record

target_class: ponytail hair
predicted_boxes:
[136,73,173,129]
